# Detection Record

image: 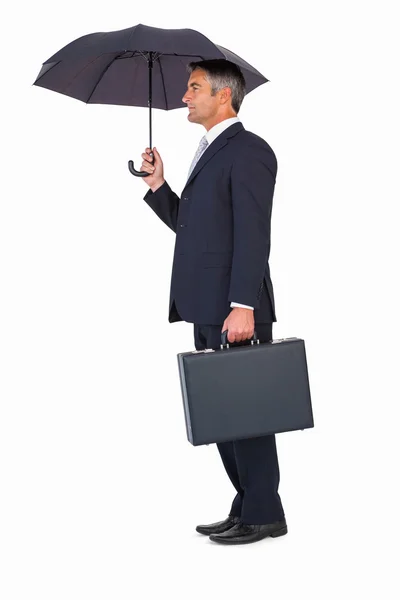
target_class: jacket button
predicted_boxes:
[180,224,186,227]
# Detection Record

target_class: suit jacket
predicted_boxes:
[143,121,277,325]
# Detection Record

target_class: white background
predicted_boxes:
[1,1,399,598]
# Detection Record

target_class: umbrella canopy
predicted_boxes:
[33,23,269,176]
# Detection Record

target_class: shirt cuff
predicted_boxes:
[230,302,254,310]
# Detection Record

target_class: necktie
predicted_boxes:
[187,135,208,180]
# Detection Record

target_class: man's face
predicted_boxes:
[182,69,221,128]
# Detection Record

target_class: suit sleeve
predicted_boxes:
[228,145,277,309]
[230,302,254,310]
[143,181,180,233]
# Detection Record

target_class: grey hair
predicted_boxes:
[186,59,246,114]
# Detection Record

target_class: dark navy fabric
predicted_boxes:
[143,122,277,325]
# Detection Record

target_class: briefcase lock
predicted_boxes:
[270,337,298,344]
[191,349,216,354]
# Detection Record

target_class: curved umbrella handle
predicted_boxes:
[128,151,154,177]
[128,160,150,177]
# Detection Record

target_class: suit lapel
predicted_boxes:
[183,122,244,189]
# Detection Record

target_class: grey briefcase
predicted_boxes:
[177,331,314,446]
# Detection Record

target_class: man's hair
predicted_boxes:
[186,59,246,114]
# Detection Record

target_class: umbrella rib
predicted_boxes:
[86,53,123,104]
[34,60,61,83]
[158,58,169,110]
[176,55,206,71]
[59,55,109,96]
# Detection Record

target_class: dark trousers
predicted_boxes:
[193,322,285,524]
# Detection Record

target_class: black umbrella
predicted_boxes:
[33,23,269,177]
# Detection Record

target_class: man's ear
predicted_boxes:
[220,86,232,105]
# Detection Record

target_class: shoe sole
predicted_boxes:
[209,526,288,544]
[196,526,236,536]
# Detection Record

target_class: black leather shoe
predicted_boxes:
[196,515,241,536]
[209,518,288,544]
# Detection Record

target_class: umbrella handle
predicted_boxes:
[128,160,150,177]
[127,150,154,177]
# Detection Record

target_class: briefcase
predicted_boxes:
[177,332,314,446]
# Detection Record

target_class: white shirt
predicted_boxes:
[199,117,254,311]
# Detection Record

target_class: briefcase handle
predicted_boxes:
[220,329,260,349]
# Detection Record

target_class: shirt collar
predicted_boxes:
[204,116,241,146]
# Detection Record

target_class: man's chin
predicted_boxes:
[188,114,201,124]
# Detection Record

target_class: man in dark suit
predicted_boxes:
[140,59,287,545]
